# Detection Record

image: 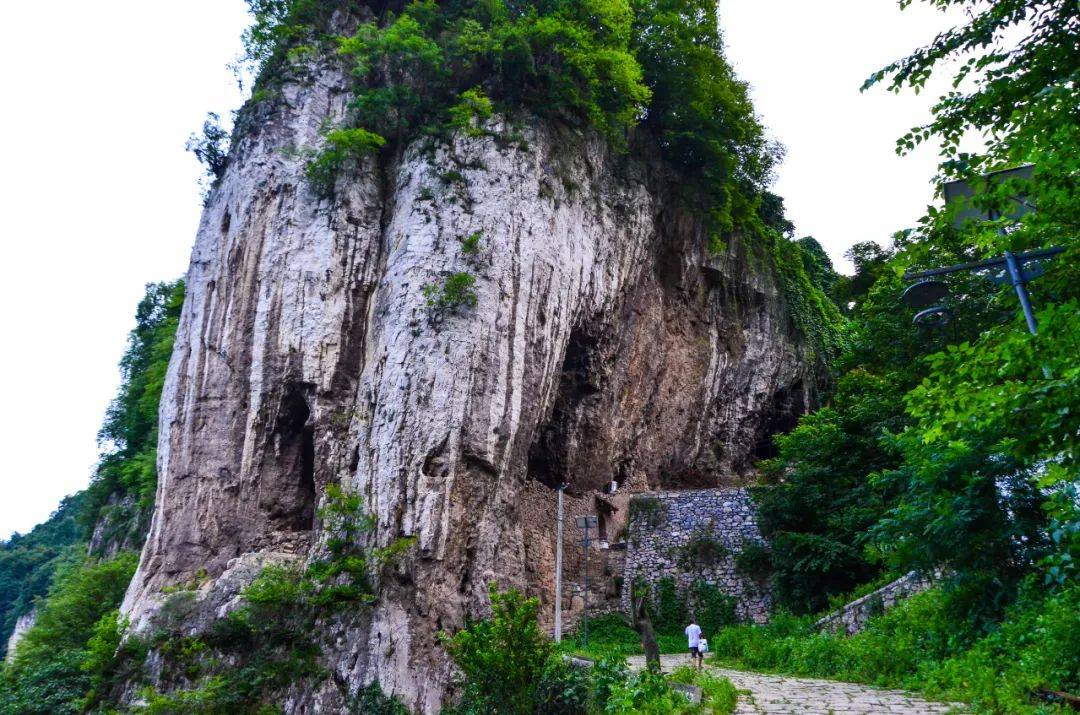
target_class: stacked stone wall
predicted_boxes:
[814,571,935,635]
[620,488,770,624]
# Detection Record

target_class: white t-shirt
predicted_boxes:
[685,623,702,648]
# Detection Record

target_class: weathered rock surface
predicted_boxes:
[4,610,35,664]
[122,56,815,711]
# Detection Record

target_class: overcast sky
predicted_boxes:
[0,1,961,538]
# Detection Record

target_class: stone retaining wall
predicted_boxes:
[814,571,934,635]
[620,488,771,624]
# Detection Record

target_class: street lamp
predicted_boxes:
[903,246,1065,335]
[902,165,1064,336]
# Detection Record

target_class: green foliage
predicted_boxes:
[864,0,1080,182]
[0,495,84,659]
[794,236,839,299]
[458,230,484,259]
[442,584,553,714]
[690,582,738,639]
[754,369,906,613]
[732,541,772,585]
[712,580,1080,714]
[559,613,643,659]
[755,0,1080,627]
[137,562,328,713]
[333,0,650,146]
[668,666,739,714]
[80,611,148,712]
[446,587,726,713]
[350,681,410,715]
[534,654,591,715]
[186,112,230,181]
[240,0,369,89]
[85,281,185,524]
[306,127,387,197]
[677,531,727,571]
[769,231,846,365]
[99,487,411,712]
[646,578,686,636]
[423,271,479,318]
[630,0,774,234]
[628,496,666,529]
[604,667,689,714]
[448,88,494,137]
[0,553,139,714]
[243,0,777,248]
[0,282,183,694]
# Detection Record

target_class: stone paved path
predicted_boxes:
[626,655,963,714]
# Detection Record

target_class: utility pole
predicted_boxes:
[554,484,565,643]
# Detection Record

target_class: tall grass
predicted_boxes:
[710,580,1080,714]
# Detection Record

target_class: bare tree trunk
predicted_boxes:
[631,591,661,672]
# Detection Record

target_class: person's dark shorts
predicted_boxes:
[689,646,699,656]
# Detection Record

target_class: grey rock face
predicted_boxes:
[122,59,814,712]
[4,610,35,664]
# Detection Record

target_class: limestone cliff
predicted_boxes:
[121,55,814,711]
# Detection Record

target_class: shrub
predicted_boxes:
[678,532,728,571]
[604,668,688,714]
[691,582,739,637]
[648,578,687,636]
[590,654,631,710]
[305,128,387,197]
[733,541,773,585]
[628,497,666,529]
[0,553,138,714]
[350,681,410,715]
[668,665,739,714]
[535,654,590,715]
[118,486,413,712]
[423,272,479,318]
[442,584,556,714]
[448,88,493,137]
[186,112,230,181]
[459,231,483,256]
[711,581,1080,713]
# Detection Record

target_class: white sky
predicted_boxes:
[719,0,963,267]
[0,1,962,538]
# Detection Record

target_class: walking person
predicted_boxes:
[685,617,703,670]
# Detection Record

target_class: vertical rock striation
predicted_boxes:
[123,57,815,711]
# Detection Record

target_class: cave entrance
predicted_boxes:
[752,380,806,461]
[527,326,604,490]
[268,381,317,532]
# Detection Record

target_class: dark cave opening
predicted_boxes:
[273,382,317,531]
[752,380,806,461]
[527,327,603,489]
